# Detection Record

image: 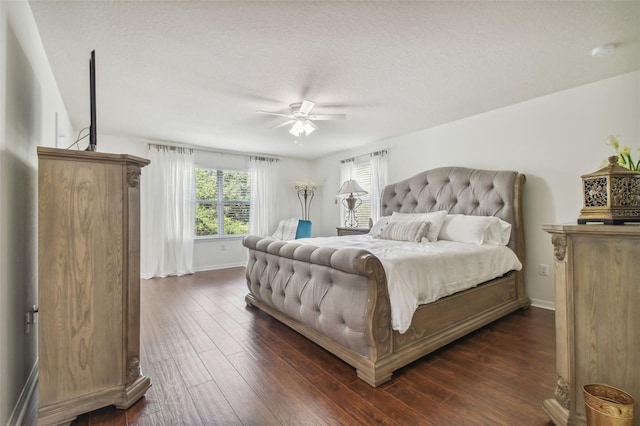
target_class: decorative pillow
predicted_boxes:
[390,210,447,242]
[438,215,511,245]
[271,218,299,240]
[378,221,430,243]
[368,215,391,237]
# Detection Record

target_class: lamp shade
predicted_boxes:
[302,120,316,135]
[289,120,305,136]
[336,180,368,197]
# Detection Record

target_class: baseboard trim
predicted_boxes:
[8,358,38,426]
[193,262,246,272]
[530,298,555,311]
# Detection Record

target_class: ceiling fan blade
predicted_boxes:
[299,100,316,115]
[309,113,346,121]
[256,110,290,117]
[270,119,295,130]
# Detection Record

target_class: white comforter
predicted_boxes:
[295,235,522,333]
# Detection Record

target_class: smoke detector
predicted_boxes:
[591,44,616,57]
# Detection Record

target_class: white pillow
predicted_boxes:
[484,217,512,245]
[438,215,511,245]
[378,221,430,243]
[368,215,391,237]
[390,210,447,242]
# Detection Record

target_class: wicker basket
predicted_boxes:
[583,384,635,426]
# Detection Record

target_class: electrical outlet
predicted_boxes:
[25,312,32,334]
[24,305,38,334]
[538,264,549,276]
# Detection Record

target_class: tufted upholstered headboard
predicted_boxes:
[381,167,525,254]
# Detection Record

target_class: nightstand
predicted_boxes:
[336,227,370,236]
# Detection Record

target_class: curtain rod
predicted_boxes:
[340,148,388,164]
[250,156,279,163]
[149,144,193,153]
[147,141,280,162]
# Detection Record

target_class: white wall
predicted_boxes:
[311,71,640,309]
[0,1,74,424]
[98,134,314,271]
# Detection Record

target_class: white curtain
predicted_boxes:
[340,159,355,185]
[141,145,195,278]
[249,156,279,236]
[370,150,389,222]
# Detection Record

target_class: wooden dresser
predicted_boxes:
[542,224,640,426]
[37,147,150,425]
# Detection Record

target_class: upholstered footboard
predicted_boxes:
[243,235,395,385]
[243,235,528,386]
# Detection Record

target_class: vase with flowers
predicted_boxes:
[605,135,640,171]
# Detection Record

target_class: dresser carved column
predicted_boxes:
[37,147,151,425]
[542,224,640,426]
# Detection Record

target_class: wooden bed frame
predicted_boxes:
[243,166,529,386]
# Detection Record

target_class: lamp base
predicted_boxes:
[342,196,362,228]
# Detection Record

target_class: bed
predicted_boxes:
[243,166,529,386]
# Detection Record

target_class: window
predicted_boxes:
[340,150,388,227]
[195,168,251,237]
[352,161,371,227]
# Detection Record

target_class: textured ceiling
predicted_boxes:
[29,1,640,160]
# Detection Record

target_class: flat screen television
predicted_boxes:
[86,50,97,151]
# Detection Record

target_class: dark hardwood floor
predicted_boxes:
[34,267,557,425]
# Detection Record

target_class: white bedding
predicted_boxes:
[295,234,522,333]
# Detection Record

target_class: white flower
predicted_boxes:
[605,134,639,171]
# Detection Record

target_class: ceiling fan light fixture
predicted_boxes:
[289,119,305,136]
[258,99,345,138]
[303,120,317,135]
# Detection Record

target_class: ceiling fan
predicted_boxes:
[256,100,346,137]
